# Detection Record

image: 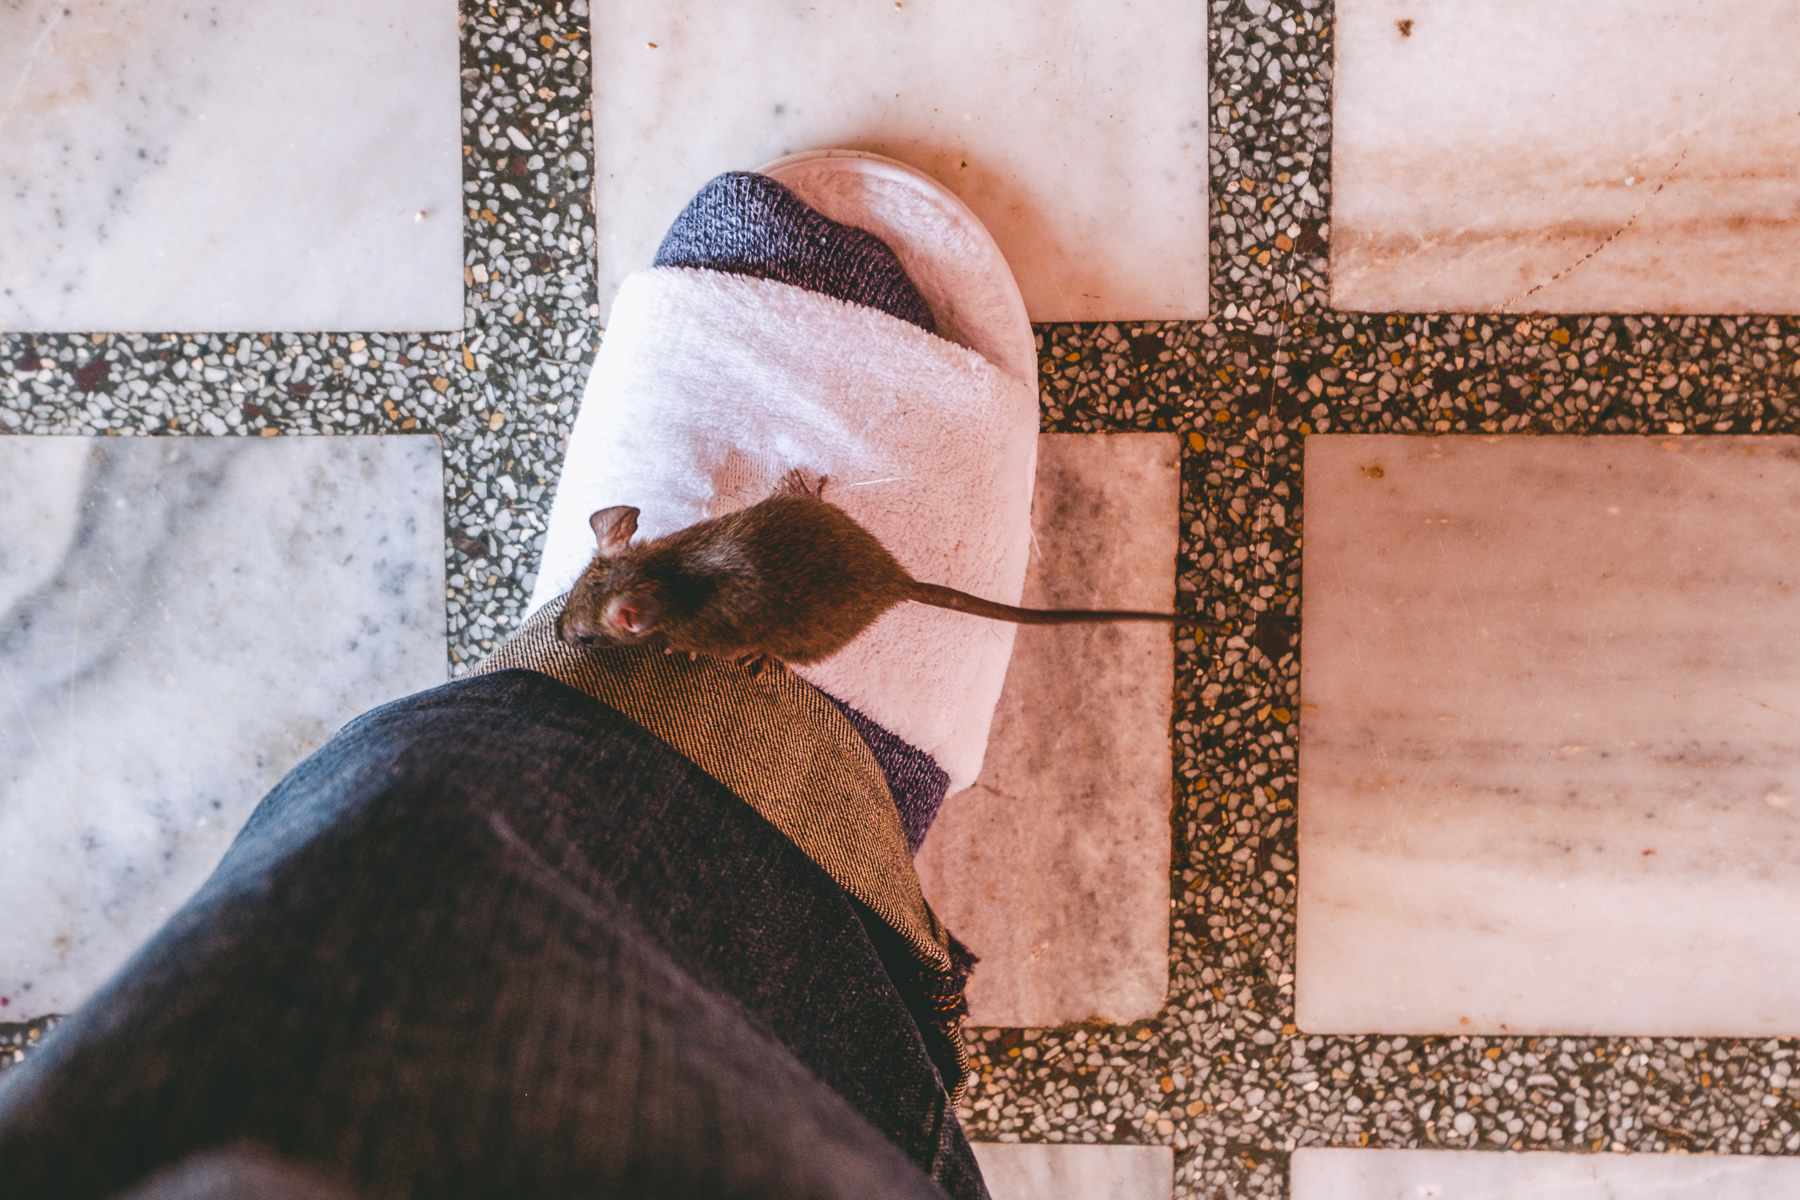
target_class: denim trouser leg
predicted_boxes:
[0,670,982,1200]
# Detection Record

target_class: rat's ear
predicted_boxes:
[588,506,640,557]
[606,591,662,636]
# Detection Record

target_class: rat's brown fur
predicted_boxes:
[556,471,1185,666]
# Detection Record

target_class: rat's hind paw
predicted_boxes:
[775,467,826,499]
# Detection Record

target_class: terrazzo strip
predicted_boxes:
[5,0,1800,1195]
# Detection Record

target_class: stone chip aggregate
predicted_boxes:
[4,0,1800,1195]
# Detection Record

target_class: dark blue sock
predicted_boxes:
[654,171,937,334]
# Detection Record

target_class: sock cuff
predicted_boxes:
[653,171,938,335]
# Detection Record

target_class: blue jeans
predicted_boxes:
[0,670,986,1199]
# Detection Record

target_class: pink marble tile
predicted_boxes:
[1299,434,1800,1037]
[973,1143,1174,1200]
[1332,0,1800,313]
[1293,1148,1800,1199]
[917,433,1178,1028]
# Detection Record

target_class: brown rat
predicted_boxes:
[555,470,1205,666]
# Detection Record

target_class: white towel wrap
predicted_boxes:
[529,265,1038,791]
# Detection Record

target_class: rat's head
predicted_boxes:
[557,505,666,648]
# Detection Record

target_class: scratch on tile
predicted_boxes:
[1501,144,1689,311]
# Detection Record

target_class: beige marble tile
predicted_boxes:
[1293,1148,1800,1199]
[589,0,1208,323]
[973,1143,1174,1200]
[1298,435,1800,1036]
[917,433,1177,1028]
[0,436,447,1018]
[0,0,462,331]
[1332,0,1800,313]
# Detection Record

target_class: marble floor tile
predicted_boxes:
[973,1143,1174,1200]
[1332,0,1800,313]
[1291,1148,1800,1199]
[0,0,462,332]
[916,433,1177,1027]
[1298,435,1800,1036]
[0,436,446,1018]
[588,0,1208,322]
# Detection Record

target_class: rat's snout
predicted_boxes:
[557,610,604,647]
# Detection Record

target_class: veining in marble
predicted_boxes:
[1292,1148,1800,1199]
[1332,0,1800,313]
[1298,435,1800,1036]
[0,0,462,332]
[0,436,447,1018]
[917,433,1177,1028]
[973,1143,1174,1200]
[589,0,1209,323]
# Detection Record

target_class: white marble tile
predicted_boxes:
[1298,435,1800,1036]
[1332,0,1800,313]
[973,1143,1173,1200]
[917,434,1177,1027]
[589,0,1208,323]
[0,0,462,332]
[0,436,446,1018]
[1292,1148,1800,1199]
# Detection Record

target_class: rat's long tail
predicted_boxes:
[907,581,1182,625]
